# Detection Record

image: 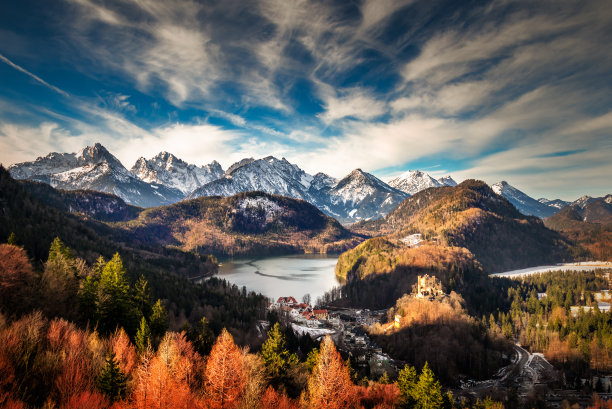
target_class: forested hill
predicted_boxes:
[545,195,612,261]
[353,179,571,273]
[19,179,142,222]
[115,191,363,257]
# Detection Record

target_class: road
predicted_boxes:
[462,344,559,400]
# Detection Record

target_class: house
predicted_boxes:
[313,309,328,320]
[277,296,298,307]
[400,233,423,247]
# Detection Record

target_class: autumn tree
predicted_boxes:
[260,323,298,387]
[306,335,356,409]
[0,244,36,314]
[203,329,246,409]
[110,328,137,378]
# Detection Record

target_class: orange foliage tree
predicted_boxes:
[131,332,196,409]
[260,386,299,409]
[203,329,247,409]
[306,336,356,409]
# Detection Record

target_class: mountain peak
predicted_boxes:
[388,169,452,195]
[491,181,559,218]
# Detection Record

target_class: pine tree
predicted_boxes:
[149,299,168,338]
[98,253,137,334]
[7,232,17,245]
[414,362,443,409]
[48,237,74,262]
[98,351,127,401]
[260,323,298,386]
[135,317,152,354]
[397,364,417,408]
[78,274,100,322]
[133,275,152,318]
[305,348,319,372]
[188,316,215,356]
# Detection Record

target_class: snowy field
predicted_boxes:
[491,261,612,278]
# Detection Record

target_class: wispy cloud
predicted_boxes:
[0,53,69,97]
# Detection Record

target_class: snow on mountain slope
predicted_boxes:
[538,198,570,210]
[325,169,408,223]
[189,156,313,200]
[131,152,223,194]
[491,181,558,218]
[9,143,183,208]
[188,158,406,223]
[437,176,457,186]
[388,170,457,195]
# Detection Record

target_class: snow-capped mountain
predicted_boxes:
[325,169,408,223]
[388,170,457,195]
[491,181,558,218]
[538,198,570,210]
[189,156,313,200]
[570,195,596,209]
[437,176,457,187]
[131,152,223,194]
[9,143,183,208]
[188,157,406,223]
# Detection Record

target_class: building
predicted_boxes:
[313,309,328,320]
[415,274,443,298]
[277,296,298,307]
[400,233,423,247]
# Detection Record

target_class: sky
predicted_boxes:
[0,0,611,201]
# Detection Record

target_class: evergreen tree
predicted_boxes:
[132,275,152,319]
[397,364,417,408]
[98,351,127,401]
[260,322,298,386]
[305,348,319,372]
[135,317,151,354]
[97,253,137,334]
[7,232,17,245]
[414,362,443,409]
[48,237,74,262]
[149,299,168,338]
[79,274,100,323]
[185,316,215,356]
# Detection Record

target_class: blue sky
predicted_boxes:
[0,0,611,200]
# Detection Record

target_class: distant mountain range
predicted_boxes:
[9,144,429,223]
[9,143,594,223]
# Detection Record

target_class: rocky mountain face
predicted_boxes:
[9,143,183,208]
[323,169,408,224]
[491,181,559,218]
[388,170,457,195]
[188,158,408,224]
[130,152,223,194]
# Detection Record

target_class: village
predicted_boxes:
[267,273,445,379]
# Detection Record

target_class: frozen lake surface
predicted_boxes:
[490,261,612,278]
[216,254,342,302]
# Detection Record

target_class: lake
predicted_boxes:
[216,254,342,303]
